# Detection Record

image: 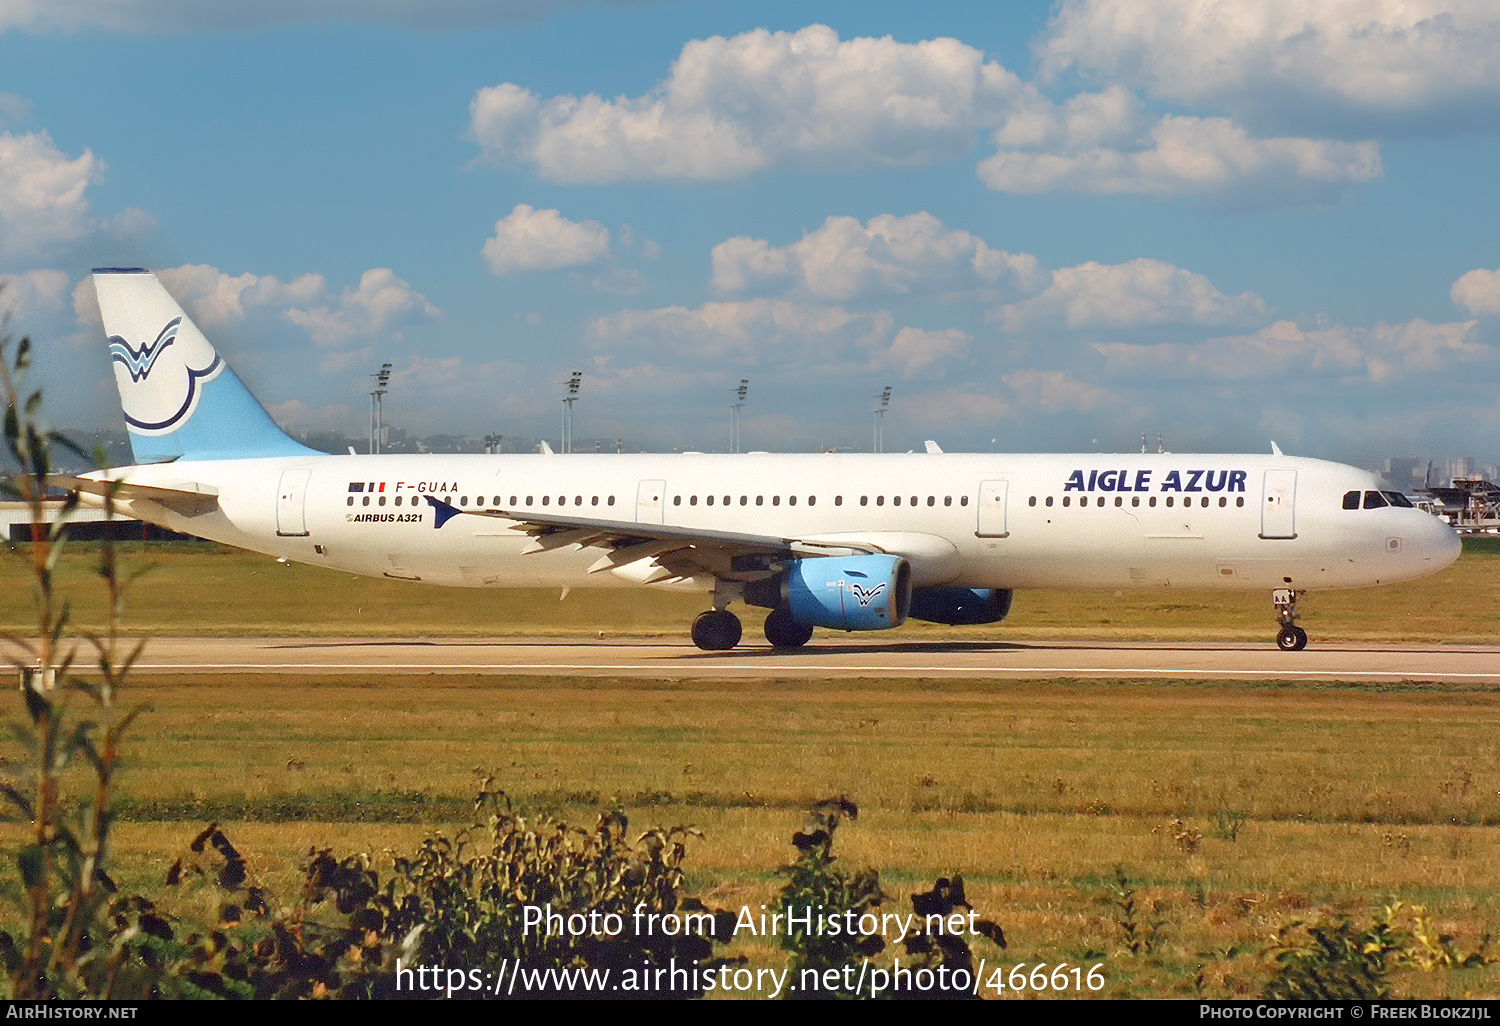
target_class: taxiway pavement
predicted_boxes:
[76,636,1500,684]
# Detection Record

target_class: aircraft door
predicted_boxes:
[976,479,1009,537]
[276,468,313,537]
[1260,469,1297,539]
[636,479,666,524]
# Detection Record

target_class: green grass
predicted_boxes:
[3,539,1500,997]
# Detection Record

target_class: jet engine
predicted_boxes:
[746,554,912,631]
[908,587,1013,626]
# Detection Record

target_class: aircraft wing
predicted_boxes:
[462,506,884,583]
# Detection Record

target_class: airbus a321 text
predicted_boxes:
[60,268,1461,652]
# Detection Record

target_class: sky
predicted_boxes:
[1,0,1498,470]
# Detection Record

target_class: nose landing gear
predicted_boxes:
[1273,586,1307,651]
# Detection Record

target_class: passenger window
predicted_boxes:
[1131,496,1139,507]
[607,496,615,505]
[1236,497,1243,507]
[347,497,354,506]
[1062,496,1070,507]
[541,496,549,506]
[1045,496,1053,507]
[592,496,599,505]
[960,496,968,506]
[788,495,796,506]
[944,496,952,507]
[458,496,465,506]
[1149,496,1157,507]
[927,496,935,506]
[893,496,901,506]
[361,496,369,506]
[757,496,764,506]
[808,496,816,507]
[724,495,730,505]
[1201,497,1209,507]
[690,496,698,506]
[910,496,917,506]
[673,496,681,506]
[834,496,842,506]
[859,496,867,506]
[394,496,402,506]
[1218,497,1226,507]
[575,495,582,505]
[1165,497,1173,507]
[510,495,517,505]
[740,496,747,505]
[876,496,885,506]
[1363,491,1388,509]
[773,496,780,506]
[526,496,533,505]
[1028,496,1036,507]
[705,495,713,506]
[1115,496,1122,507]
[494,496,501,506]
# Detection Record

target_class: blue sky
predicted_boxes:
[2,0,1498,474]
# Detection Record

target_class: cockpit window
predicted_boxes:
[1363,490,1388,509]
[1383,491,1414,508]
[1342,490,1360,510]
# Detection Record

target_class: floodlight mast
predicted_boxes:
[873,385,892,453]
[369,362,392,454]
[560,371,582,453]
[730,378,749,453]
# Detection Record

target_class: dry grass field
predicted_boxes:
[3,538,1500,997]
[2,536,1498,642]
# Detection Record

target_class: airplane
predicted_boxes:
[56,267,1462,653]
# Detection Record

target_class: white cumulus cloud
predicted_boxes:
[155,264,327,327]
[1093,317,1486,384]
[1036,0,1500,133]
[1452,267,1500,316]
[284,268,441,347]
[482,203,611,275]
[978,112,1382,205]
[994,258,1270,332]
[711,212,1045,301]
[0,130,150,260]
[0,267,68,321]
[470,24,1027,183]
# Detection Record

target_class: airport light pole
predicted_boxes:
[873,385,892,453]
[560,371,582,454]
[369,362,392,454]
[731,378,748,453]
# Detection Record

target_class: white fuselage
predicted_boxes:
[90,451,1461,595]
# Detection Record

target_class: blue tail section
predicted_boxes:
[94,268,321,464]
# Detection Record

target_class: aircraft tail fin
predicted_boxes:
[93,268,320,464]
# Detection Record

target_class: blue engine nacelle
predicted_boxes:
[781,555,912,631]
[907,587,1013,626]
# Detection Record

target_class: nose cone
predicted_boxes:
[1423,515,1463,572]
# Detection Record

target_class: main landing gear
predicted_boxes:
[1273,586,1308,651]
[691,609,742,651]
[763,607,813,649]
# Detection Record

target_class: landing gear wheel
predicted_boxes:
[1272,586,1308,652]
[764,608,813,649]
[691,610,742,651]
[1276,626,1308,651]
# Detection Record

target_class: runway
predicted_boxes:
[79,635,1500,684]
